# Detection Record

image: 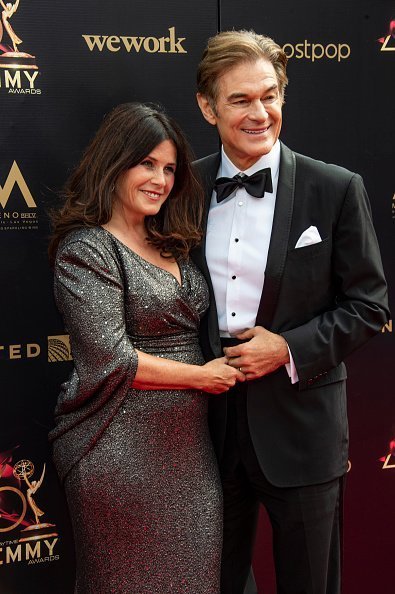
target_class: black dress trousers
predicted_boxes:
[219,340,342,594]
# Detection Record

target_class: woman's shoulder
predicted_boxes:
[60,225,108,249]
[57,226,119,267]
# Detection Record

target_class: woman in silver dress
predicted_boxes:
[48,103,244,594]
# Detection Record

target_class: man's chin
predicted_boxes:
[239,144,273,163]
[242,138,276,155]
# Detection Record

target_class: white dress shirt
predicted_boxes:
[205,141,298,383]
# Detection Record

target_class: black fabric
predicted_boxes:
[214,168,273,202]
[220,380,342,594]
[192,145,389,487]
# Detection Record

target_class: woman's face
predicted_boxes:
[114,139,177,222]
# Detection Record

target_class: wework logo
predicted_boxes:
[82,26,187,54]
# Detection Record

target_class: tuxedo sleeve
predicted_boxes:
[281,173,389,386]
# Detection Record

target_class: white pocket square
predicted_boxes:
[295,226,322,248]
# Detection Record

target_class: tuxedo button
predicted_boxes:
[231,312,236,317]
[234,238,239,242]
[232,275,236,280]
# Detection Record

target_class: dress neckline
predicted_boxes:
[100,226,183,288]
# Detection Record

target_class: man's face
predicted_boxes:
[197,58,283,171]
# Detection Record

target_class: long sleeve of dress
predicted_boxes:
[49,228,138,481]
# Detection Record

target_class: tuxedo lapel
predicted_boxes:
[192,153,221,280]
[192,153,222,358]
[193,146,295,348]
[256,143,296,329]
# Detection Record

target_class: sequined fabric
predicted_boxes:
[50,227,222,593]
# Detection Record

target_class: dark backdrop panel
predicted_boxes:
[0,2,217,592]
[1,1,393,592]
[219,1,394,592]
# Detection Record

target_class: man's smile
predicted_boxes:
[241,126,271,135]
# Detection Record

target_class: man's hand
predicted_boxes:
[224,326,290,381]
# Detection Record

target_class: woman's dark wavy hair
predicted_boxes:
[48,102,203,264]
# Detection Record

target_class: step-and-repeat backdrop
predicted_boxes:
[0,1,393,592]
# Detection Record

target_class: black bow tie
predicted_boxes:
[214,168,273,203]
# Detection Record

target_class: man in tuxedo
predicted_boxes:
[192,30,389,594]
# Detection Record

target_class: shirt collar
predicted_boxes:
[219,140,281,180]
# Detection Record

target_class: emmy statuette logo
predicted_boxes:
[0,0,37,69]
[12,460,58,542]
[0,455,60,565]
[0,0,41,93]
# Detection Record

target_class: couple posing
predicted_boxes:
[49,30,389,594]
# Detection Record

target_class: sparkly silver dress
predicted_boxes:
[49,226,222,594]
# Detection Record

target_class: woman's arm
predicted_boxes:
[133,351,243,394]
[55,233,244,400]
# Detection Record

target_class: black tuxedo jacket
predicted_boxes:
[192,142,389,487]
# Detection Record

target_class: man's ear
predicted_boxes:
[196,93,217,126]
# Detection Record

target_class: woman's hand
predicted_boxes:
[132,352,244,393]
[198,357,245,394]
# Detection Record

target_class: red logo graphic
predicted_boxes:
[379,436,395,469]
[378,20,395,51]
[0,448,58,539]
